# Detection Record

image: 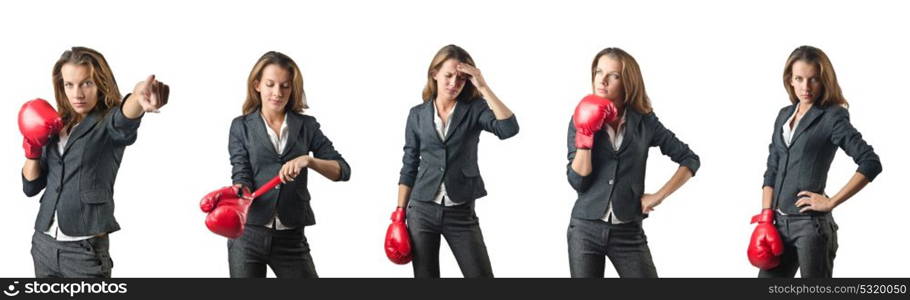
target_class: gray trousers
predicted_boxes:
[758,213,838,278]
[228,225,318,278]
[406,200,493,278]
[31,231,113,278]
[567,218,658,278]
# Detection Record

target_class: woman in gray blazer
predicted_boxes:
[566,48,700,278]
[394,44,519,278]
[226,51,351,278]
[21,47,169,278]
[756,46,881,278]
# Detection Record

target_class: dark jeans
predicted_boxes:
[406,200,493,278]
[758,213,838,278]
[228,225,318,278]
[31,231,113,278]
[567,218,657,278]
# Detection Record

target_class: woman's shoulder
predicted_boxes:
[820,103,848,113]
[464,97,488,108]
[778,104,794,114]
[287,111,321,129]
[407,101,430,117]
[771,102,802,114]
[231,112,255,124]
[772,104,796,121]
[632,108,657,124]
[820,104,850,122]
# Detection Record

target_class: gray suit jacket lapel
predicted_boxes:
[790,104,824,147]
[282,112,302,157]
[423,102,444,144]
[247,109,280,156]
[776,105,797,147]
[616,110,640,153]
[63,110,101,156]
[443,99,469,143]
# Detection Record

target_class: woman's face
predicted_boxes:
[433,59,467,101]
[790,60,822,103]
[256,64,292,114]
[61,63,99,117]
[593,55,625,103]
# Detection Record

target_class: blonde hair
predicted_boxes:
[242,51,307,114]
[591,47,652,114]
[421,44,481,103]
[782,46,847,108]
[52,47,122,133]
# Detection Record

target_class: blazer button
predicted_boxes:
[56,186,62,193]
[439,167,444,172]
[608,179,614,185]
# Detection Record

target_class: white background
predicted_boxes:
[0,0,907,277]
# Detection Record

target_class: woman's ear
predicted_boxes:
[253,80,260,92]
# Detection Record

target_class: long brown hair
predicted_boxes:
[782,45,847,108]
[52,47,121,133]
[590,47,652,114]
[421,44,481,103]
[242,51,307,114]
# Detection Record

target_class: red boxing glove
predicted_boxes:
[385,207,412,264]
[200,186,241,213]
[18,99,62,159]
[747,209,784,270]
[202,186,252,239]
[572,94,617,149]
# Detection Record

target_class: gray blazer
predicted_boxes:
[567,110,700,222]
[764,104,881,215]
[229,110,350,227]
[398,98,519,203]
[23,105,142,236]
